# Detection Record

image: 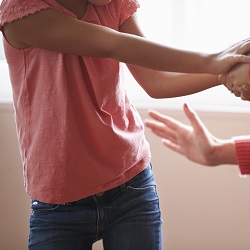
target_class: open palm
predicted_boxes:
[144,103,221,166]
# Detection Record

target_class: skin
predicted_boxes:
[3,0,250,100]
[144,103,238,166]
[219,62,250,101]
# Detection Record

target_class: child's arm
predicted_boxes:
[4,8,250,76]
[127,66,220,98]
[121,14,220,98]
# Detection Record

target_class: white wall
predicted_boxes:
[1,104,250,250]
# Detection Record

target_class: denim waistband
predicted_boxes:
[68,163,152,205]
[119,162,152,190]
[31,163,153,206]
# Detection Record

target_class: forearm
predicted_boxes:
[128,66,220,98]
[151,72,220,98]
[212,137,250,176]
[212,139,238,165]
[114,35,213,73]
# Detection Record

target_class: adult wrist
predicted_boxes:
[213,139,236,166]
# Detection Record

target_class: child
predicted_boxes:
[1,0,250,249]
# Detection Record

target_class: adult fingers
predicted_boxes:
[147,109,182,130]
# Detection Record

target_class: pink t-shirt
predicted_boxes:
[234,137,250,175]
[0,0,151,204]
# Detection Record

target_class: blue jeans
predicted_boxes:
[28,163,162,250]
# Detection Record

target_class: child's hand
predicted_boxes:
[219,63,250,101]
[211,38,250,75]
[239,83,250,101]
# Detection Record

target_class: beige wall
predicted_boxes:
[1,103,250,250]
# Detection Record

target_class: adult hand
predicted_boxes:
[144,103,224,166]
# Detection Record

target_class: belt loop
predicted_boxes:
[120,183,127,192]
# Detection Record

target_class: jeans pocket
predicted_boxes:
[126,163,156,192]
[124,167,161,216]
[127,185,156,193]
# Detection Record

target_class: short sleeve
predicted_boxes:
[120,0,140,25]
[0,0,51,31]
[234,136,250,175]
